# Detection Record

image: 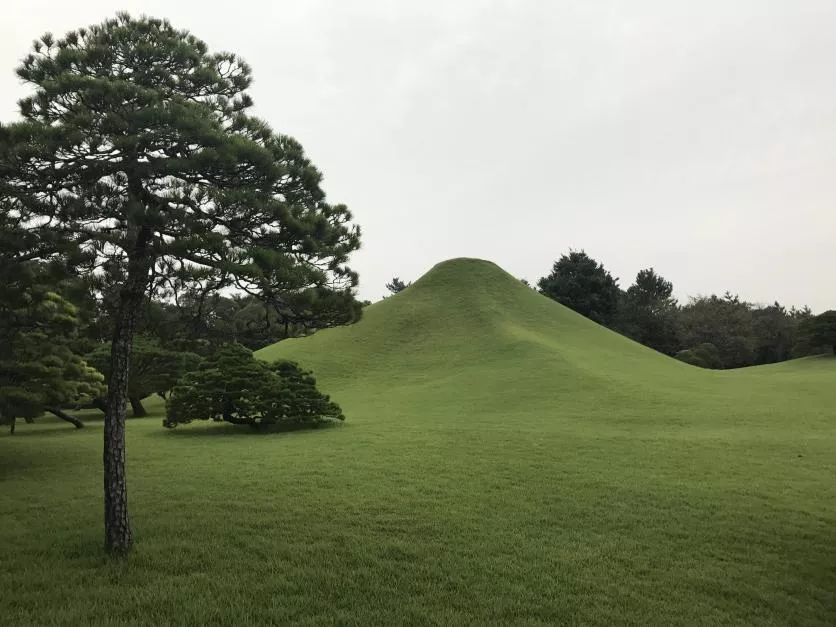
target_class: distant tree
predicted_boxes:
[385,277,411,295]
[787,306,818,357]
[537,251,620,325]
[276,286,364,335]
[0,261,105,434]
[0,13,359,552]
[164,344,344,429]
[617,268,680,355]
[85,337,202,417]
[145,292,318,352]
[677,293,754,369]
[800,311,836,355]
[750,303,797,364]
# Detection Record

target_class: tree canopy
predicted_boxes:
[537,251,620,326]
[0,13,360,552]
[0,261,104,433]
[532,250,826,368]
[750,303,799,364]
[164,344,344,430]
[617,268,679,355]
[385,277,411,295]
[801,311,836,355]
[677,293,756,369]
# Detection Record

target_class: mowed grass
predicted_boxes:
[2,258,835,625]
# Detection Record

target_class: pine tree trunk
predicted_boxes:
[103,221,153,554]
[129,396,147,417]
[46,408,84,429]
[104,314,135,553]
[9,416,15,435]
[222,398,258,426]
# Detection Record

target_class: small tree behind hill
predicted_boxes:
[385,277,411,295]
[164,344,344,429]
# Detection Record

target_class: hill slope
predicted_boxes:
[259,258,831,429]
[259,257,680,383]
[259,258,687,410]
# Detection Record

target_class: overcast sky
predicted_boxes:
[2,1,834,309]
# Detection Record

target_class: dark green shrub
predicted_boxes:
[86,336,202,416]
[675,343,723,369]
[163,344,344,429]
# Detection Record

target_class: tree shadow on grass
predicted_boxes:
[0,423,93,439]
[150,419,346,439]
[1,407,161,434]
[0,433,93,481]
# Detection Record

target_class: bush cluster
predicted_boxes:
[164,344,344,429]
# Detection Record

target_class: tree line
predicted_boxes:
[535,251,835,368]
[1,261,359,418]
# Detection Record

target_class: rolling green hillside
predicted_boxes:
[260,258,833,432]
[2,258,834,625]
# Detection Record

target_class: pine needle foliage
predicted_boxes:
[164,344,344,430]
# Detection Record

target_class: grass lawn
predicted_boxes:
[2,259,834,625]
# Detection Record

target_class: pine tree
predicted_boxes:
[537,251,620,326]
[385,277,411,295]
[618,268,680,355]
[801,311,836,355]
[0,14,360,552]
[164,344,343,429]
[0,261,105,433]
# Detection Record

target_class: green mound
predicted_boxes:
[258,257,831,427]
[259,258,681,399]
[259,257,667,383]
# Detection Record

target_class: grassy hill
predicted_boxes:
[1,258,834,625]
[261,258,833,434]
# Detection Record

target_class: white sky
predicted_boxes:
[2,1,834,309]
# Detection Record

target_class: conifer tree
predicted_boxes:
[0,260,105,433]
[537,251,620,325]
[0,14,359,552]
[802,311,836,355]
[164,344,344,429]
[385,277,411,294]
